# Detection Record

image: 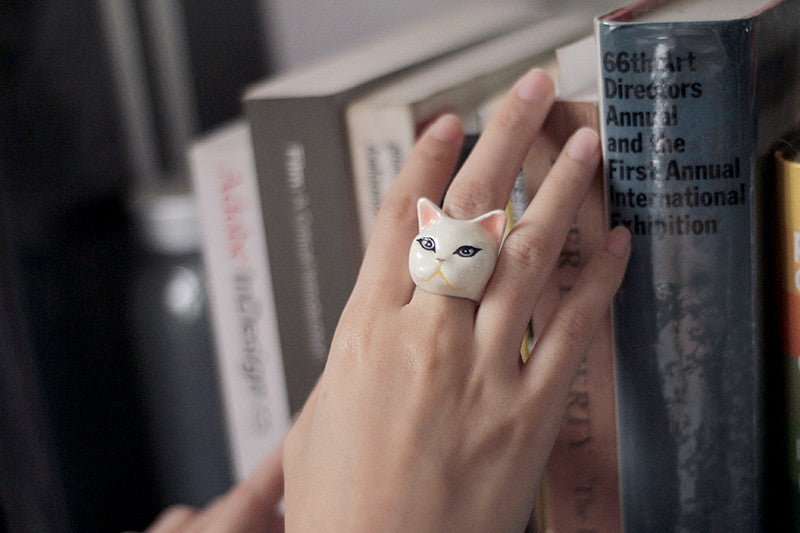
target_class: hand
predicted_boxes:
[282,69,631,532]
[143,443,285,533]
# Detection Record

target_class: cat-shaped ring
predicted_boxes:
[409,198,507,301]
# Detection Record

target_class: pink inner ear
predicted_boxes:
[479,211,508,247]
[417,199,442,231]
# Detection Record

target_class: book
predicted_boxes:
[596,0,800,529]
[189,120,291,482]
[244,1,555,414]
[345,13,594,247]
[347,1,635,248]
[775,134,800,530]
[519,35,621,533]
[529,102,621,533]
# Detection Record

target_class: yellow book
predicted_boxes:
[775,139,800,528]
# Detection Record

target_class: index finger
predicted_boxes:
[352,114,465,306]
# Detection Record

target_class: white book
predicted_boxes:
[189,121,290,481]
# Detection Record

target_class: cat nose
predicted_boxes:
[435,257,445,263]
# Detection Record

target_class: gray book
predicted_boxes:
[596,0,800,529]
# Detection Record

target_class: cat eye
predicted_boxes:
[417,236,436,252]
[454,245,481,258]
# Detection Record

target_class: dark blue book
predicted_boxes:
[596,0,800,530]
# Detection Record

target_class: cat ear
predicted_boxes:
[476,209,508,249]
[417,197,443,231]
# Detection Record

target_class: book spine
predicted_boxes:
[246,97,362,414]
[597,18,760,530]
[524,101,620,533]
[190,126,291,481]
[776,145,800,528]
[347,106,416,248]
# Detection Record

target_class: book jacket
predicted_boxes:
[596,1,800,529]
[776,139,800,530]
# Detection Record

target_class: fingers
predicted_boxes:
[184,442,286,532]
[525,226,630,405]
[144,505,197,533]
[355,68,556,310]
[477,127,602,346]
[354,114,464,305]
[409,69,556,314]
[233,440,285,518]
[443,69,554,219]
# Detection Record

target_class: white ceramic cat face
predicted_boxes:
[409,198,507,301]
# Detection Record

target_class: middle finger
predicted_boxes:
[442,68,555,220]
[407,69,556,315]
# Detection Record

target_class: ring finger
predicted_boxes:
[408,68,556,312]
[476,127,602,354]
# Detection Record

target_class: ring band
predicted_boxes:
[408,198,507,302]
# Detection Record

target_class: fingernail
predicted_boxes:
[565,127,600,162]
[428,113,462,142]
[605,226,632,259]
[516,69,554,104]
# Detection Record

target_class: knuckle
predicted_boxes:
[233,479,266,516]
[415,136,456,165]
[150,504,198,529]
[446,180,492,218]
[377,194,414,225]
[501,230,551,272]
[492,105,530,139]
[554,303,596,343]
[551,161,591,196]
[406,306,472,375]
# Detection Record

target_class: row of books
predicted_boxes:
[189,0,800,530]
[190,0,560,486]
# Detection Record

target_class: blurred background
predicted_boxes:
[0,1,467,531]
